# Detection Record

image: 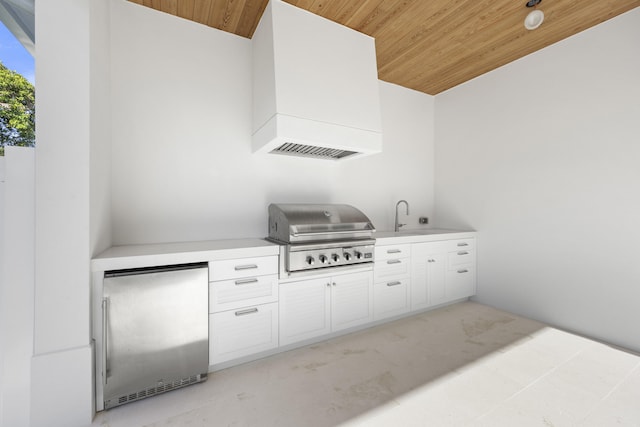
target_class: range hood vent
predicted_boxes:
[252,1,382,161]
[270,143,358,160]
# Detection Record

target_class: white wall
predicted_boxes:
[336,81,435,230]
[90,0,112,257]
[111,1,435,246]
[435,9,640,351]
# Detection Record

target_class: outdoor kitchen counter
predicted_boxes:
[91,230,477,272]
[374,228,477,245]
[91,238,279,272]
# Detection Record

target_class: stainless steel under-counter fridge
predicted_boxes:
[100,262,209,409]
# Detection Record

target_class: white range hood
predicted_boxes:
[251,0,383,160]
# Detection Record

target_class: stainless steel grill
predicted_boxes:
[267,203,376,277]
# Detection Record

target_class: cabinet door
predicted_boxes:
[427,253,447,306]
[411,242,447,310]
[446,265,476,301]
[331,271,373,332]
[209,302,278,365]
[374,277,409,321]
[279,278,331,346]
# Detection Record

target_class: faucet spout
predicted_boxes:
[394,200,410,232]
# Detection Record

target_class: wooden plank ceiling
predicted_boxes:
[129,0,638,95]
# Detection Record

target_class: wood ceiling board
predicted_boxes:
[177,0,196,20]
[127,0,640,95]
[192,0,213,25]
[161,0,177,14]
[419,0,639,94]
[208,0,248,33]
[234,0,269,38]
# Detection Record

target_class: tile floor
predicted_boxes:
[92,302,640,426]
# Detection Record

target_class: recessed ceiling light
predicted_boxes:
[524,10,545,30]
[524,0,544,30]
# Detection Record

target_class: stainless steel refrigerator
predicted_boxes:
[101,262,209,409]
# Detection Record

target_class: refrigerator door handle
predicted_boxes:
[102,297,110,384]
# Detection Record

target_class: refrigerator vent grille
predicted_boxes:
[106,374,206,409]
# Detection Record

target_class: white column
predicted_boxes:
[0,147,35,427]
[31,0,111,425]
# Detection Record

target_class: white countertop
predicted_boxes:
[374,228,477,245]
[92,229,476,272]
[92,238,280,272]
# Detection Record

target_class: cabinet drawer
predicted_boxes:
[375,244,411,261]
[210,274,278,313]
[374,278,409,321]
[447,249,474,268]
[209,302,278,365]
[374,258,411,281]
[209,256,278,281]
[446,266,476,300]
[446,238,475,252]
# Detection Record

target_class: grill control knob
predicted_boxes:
[319,255,328,264]
[331,253,340,263]
[343,252,352,261]
[355,251,363,260]
[306,256,315,266]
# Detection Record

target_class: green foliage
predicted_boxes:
[0,62,35,156]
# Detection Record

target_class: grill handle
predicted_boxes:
[291,226,375,237]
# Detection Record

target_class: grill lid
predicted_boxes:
[268,203,376,244]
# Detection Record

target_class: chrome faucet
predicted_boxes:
[395,200,410,232]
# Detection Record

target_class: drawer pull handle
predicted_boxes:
[235,308,258,316]
[457,242,469,247]
[457,269,469,274]
[387,281,402,287]
[234,264,258,271]
[387,259,402,264]
[235,278,258,285]
[387,249,402,254]
[457,251,469,255]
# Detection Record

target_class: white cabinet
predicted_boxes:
[209,256,278,281]
[279,270,373,347]
[209,274,278,313]
[279,277,331,346]
[411,242,447,309]
[373,244,411,320]
[411,238,476,309]
[209,303,278,365]
[331,271,374,331]
[209,255,279,365]
[445,238,476,301]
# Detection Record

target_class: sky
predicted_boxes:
[0,20,34,84]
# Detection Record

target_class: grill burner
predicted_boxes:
[267,203,376,277]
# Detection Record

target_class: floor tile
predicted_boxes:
[91,302,640,427]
